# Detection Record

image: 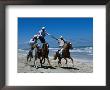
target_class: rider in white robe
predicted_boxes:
[58,36,66,54]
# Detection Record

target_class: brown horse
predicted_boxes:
[34,43,51,67]
[54,42,74,66]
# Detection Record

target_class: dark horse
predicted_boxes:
[54,42,74,66]
[34,43,51,67]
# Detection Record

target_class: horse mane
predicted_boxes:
[42,43,49,50]
[63,42,72,50]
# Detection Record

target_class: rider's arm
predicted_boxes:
[45,31,50,35]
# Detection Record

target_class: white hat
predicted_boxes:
[42,27,45,29]
[60,36,63,38]
[34,35,37,38]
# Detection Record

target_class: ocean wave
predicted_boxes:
[49,47,93,53]
[87,54,93,56]
[18,49,28,54]
[18,46,93,55]
[49,48,59,50]
[70,47,93,53]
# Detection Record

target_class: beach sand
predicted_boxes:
[17,53,93,73]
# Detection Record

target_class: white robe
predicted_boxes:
[29,38,35,46]
[58,39,65,47]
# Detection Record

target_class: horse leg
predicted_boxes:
[34,59,36,66]
[40,57,43,67]
[57,57,62,67]
[35,53,37,61]
[69,57,74,67]
[64,58,68,64]
[53,53,57,60]
[29,52,33,62]
[34,52,38,66]
[58,57,61,64]
[27,55,29,62]
[42,58,45,64]
[27,51,31,62]
[40,59,42,67]
[34,55,37,67]
[47,57,51,66]
[29,56,31,62]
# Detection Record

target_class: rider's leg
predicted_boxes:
[42,37,46,43]
[59,47,63,54]
[39,36,46,43]
[39,36,46,48]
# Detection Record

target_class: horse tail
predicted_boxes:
[53,53,57,60]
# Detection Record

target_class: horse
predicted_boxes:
[54,42,74,66]
[34,43,51,67]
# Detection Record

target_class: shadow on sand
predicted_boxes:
[30,64,79,70]
[61,67,79,70]
[30,65,56,69]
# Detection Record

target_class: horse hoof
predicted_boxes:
[36,66,39,69]
[58,61,61,64]
[49,65,52,67]
[58,64,61,67]
[33,65,36,68]
[42,62,45,64]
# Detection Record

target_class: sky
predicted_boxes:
[18,17,93,49]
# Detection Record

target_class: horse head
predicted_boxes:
[42,43,49,50]
[67,42,73,49]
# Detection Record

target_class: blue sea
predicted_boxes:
[18,46,93,61]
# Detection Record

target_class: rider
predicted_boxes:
[28,35,39,57]
[57,36,66,54]
[37,27,50,44]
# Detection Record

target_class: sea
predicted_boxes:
[18,46,93,62]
